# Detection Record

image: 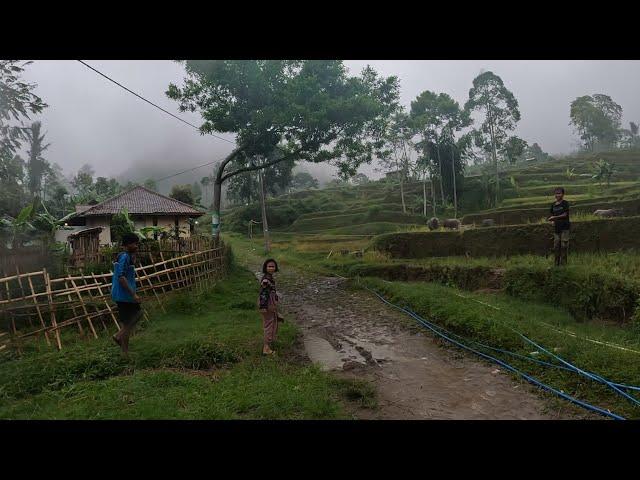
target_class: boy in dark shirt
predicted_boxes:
[548,187,570,266]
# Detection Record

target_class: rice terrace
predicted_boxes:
[2,59,640,421]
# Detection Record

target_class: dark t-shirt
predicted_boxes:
[258,273,276,310]
[550,200,570,233]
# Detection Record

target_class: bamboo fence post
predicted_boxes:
[14,267,33,327]
[27,273,50,346]
[137,261,166,313]
[3,280,21,354]
[79,269,108,333]
[190,253,199,289]
[69,277,98,339]
[177,255,188,290]
[92,272,119,330]
[43,268,62,350]
[150,254,168,296]
[175,255,186,290]
[188,254,197,290]
[64,278,85,337]
[200,251,209,291]
[159,252,175,291]
[188,253,198,292]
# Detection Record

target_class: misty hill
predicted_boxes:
[221,150,640,236]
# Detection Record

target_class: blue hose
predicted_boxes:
[515,332,640,408]
[366,287,626,420]
[402,305,640,394]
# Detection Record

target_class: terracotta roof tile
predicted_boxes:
[78,186,203,217]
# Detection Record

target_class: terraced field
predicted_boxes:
[220,150,640,238]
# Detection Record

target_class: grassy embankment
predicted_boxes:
[0,263,374,419]
[228,233,640,418]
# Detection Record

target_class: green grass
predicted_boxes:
[0,265,374,419]
[501,194,595,207]
[226,232,640,417]
[229,232,640,281]
[358,277,640,419]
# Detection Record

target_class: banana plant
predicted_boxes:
[566,167,576,179]
[138,226,169,240]
[33,201,75,236]
[509,175,519,192]
[0,204,37,248]
[592,159,615,189]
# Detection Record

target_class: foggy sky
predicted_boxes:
[20,60,640,186]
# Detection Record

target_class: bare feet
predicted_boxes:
[262,346,275,355]
[112,334,122,347]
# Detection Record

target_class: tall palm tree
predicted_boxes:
[25,121,51,199]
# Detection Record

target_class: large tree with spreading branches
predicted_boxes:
[166,60,399,237]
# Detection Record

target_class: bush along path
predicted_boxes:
[0,266,373,419]
[240,250,588,419]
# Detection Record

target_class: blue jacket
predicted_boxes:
[111,252,136,303]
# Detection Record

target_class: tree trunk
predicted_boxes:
[423,175,427,217]
[486,104,499,207]
[212,147,244,239]
[394,148,406,214]
[451,143,458,218]
[259,169,271,253]
[431,175,437,217]
[212,180,222,238]
[435,137,445,208]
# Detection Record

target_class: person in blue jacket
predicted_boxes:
[111,233,142,354]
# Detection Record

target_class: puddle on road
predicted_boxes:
[303,334,367,371]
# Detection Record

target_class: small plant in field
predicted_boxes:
[565,167,576,180]
[367,205,382,219]
[592,159,615,189]
[362,250,391,263]
[509,176,519,192]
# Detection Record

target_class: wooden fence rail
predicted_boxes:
[0,243,228,352]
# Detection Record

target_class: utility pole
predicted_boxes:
[258,169,271,254]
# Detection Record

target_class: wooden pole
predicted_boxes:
[27,273,50,346]
[137,261,166,313]
[259,169,271,253]
[14,267,33,327]
[64,278,85,337]
[4,280,21,354]
[69,277,98,339]
[92,272,120,330]
[159,252,176,291]
[149,254,168,296]
[43,268,62,350]
[80,269,108,333]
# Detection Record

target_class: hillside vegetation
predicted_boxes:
[221,150,640,239]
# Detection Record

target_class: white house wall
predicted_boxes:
[81,215,193,245]
[85,216,112,245]
[150,216,192,238]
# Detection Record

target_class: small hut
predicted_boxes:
[68,227,103,268]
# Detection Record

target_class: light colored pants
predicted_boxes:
[261,310,279,346]
[553,230,570,250]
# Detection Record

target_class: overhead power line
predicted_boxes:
[77,60,237,183]
[77,60,235,145]
[153,159,220,183]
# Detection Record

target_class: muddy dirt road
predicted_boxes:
[252,261,575,419]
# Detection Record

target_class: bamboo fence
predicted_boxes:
[0,242,228,353]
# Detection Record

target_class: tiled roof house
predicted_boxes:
[69,186,204,245]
